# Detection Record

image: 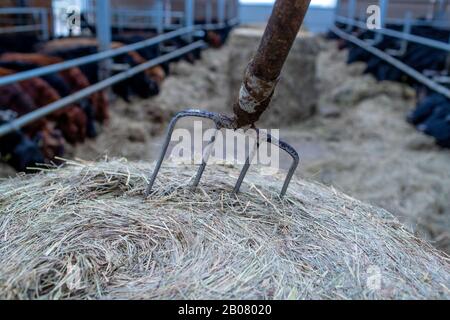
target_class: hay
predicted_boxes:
[0,160,449,300]
[228,28,320,127]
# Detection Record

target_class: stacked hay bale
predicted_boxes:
[228,28,321,127]
[0,160,448,299]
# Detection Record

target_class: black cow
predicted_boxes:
[0,34,40,53]
[407,93,449,125]
[419,102,450,148]
[0,110,45,172]
[45,45,159,102]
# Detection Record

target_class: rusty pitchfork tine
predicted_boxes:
[145,109,233,197]
[233,128,300,197]
[191,130,218,189]
[145,109,300,198]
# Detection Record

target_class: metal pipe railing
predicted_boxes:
[0,24,43,34]
[0,40,206,138]
[96,0,112,82]
[218,0,226,26]
[0,0,240,139]
[0,7,49,40]
[0,8,46,14]
[331,25,450,100]
[0,26,195,88]
[184,0,194,42]
[335,15,450,52]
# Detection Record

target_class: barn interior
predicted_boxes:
[0,0,449,300]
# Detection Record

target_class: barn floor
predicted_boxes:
[1,31,449,253]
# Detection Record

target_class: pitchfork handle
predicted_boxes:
[233,0,312,128]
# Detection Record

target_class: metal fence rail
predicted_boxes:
[0,26,194,87]
[83,0,239,33]
[0,7,49,40]
[331,26,450,99]
[333,0,450,100]
[0,40,206,138]
[0,0,240,139]
[335,16,450,52]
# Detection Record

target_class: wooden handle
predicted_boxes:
[233,0,312,128]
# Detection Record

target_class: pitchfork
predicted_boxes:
[145,0,312,198]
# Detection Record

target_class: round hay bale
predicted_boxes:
[0,160,448,299]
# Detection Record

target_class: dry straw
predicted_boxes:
[0,159,449,299]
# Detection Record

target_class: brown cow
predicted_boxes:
[0,53,110,123]
[0,66,87,144]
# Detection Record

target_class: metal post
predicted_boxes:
[227,0,234,24]
[432,0,445,20]
[206,0,212,25]
[184,0,194,41]
[374,0,388,43]
[40,8,49,41]
[379,0,388,27]
[96,0,112,81]
[386,11,411,56]
[118,10,124,34]
[446,34,450,74]
[164,0,171,27]
[236,0,240,22]
[155,0,164,34]
[218,0,225,27]
[400,11,412,48]
[334,0,341,21]
[346,0,356,31]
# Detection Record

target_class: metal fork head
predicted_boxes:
[145,109,300,198]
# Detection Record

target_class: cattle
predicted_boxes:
[112,33,171,76]
[1,23,224,173]
[418,107,450,148]
[336,24,450,149]
[406,91,450,148]
[39,39,162,102]
[110,42,162,99]
[0,114,45,172]
[0,66,87,144]
[407,93,448,125]
[343,26,450,84]
[414,96,450,148]
[0,60,98,139]
[0,61,72,98]
[114,44,166,86]
[34,122,66,162]
[0,108,65,172]
[0,79,37,116]
[0,68,47,135]
[0,53,109,124]
[0,34,40,53]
